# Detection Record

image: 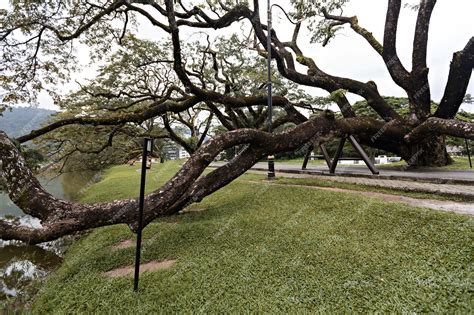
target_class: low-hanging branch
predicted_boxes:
[16,96,200,143]
[15,91,300,144]
[404,118,474,143]
[0,112,410,244]
[3,110,472,244]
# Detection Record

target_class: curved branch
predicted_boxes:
[162,115,195,154]
[434,37,474,119]
[321,8,383,55]
[405,118,474,143]
[16,96,200,143]
[1,112,412,244]
[409,0,437,119]
[5,109,471,244]
[383,0,411,90]
[250,11,401,121]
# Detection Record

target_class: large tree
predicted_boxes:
[0,0,473,243]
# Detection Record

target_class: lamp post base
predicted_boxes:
[267,155,275,180]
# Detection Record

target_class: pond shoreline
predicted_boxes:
[0,170,101,312]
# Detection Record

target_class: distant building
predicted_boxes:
[178,148,190,159]
[338,155,398,165]
[164,143,190,160]
[446,145,463,156]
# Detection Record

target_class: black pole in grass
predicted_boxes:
[134,137,153,292]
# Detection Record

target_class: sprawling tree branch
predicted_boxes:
[6,106,469,244]
[249,8,401,121]
[409,0,437,119]
[405,118,474,143]
[2,0,474,245]
[321,8,383,55]
[15,96,200,143]
[383,0,411,91]
[434,37,474,119]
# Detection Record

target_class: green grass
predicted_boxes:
[377,157,473,171]
[278,156,473,170]
[432,156,472,170]
[252,175,473,203]
[33,162,473,313]
[275,158,327,166]
[80,160,186,203]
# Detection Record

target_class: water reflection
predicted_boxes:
[0,243,63,299]
[0,171,98,309]
[0,171,98,219]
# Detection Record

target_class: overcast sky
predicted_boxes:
[6,0,473,113]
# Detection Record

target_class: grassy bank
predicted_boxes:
[279,156,473,170]
[262,176,474,203]
[33,162,473,312]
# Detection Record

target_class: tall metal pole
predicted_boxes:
[267,0,275,179]
[134,138,150,291]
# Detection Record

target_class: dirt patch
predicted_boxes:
[160,220,179,225]
[111,239,135,250]
[181,207,207,213]
[105,259,177,277]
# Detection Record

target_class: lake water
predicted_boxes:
[0,171,98,310]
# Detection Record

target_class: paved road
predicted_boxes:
[250,162,474,184]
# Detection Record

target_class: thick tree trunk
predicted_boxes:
[402,117,474,166]
[399,136,452,167]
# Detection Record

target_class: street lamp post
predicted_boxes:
[266,0,275,180]
[265,2,306,180]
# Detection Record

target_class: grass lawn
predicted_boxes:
[278,156,473,170]
[263,176,474,203]
[377,156,473,171]
[32,162,473,313]
[276,158,327,166]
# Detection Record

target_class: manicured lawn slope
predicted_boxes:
[33,162,473,313]
[270,177,473,202]
[280,156,472,170]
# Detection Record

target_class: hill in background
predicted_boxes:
[0,106,56,138]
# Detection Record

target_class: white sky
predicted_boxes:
[4,0,473,113]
